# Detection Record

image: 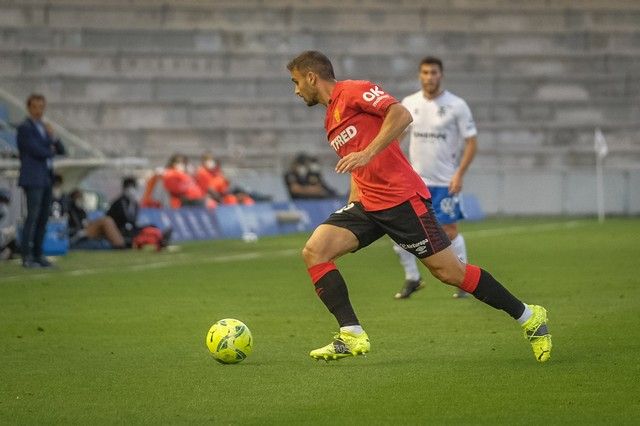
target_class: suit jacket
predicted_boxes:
[106,195,139,237]
[17,118,65,188]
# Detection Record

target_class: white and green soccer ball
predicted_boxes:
[205,318,253,364]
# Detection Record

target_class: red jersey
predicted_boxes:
[195,166,230,195]
[325,80,430,211]
[162,168,205,200]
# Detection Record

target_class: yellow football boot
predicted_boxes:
[522,305,552,362]
[310,331,370,361]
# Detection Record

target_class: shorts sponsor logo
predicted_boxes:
[330,125,357,151]
[334,203,355,214]
[398,238,429,253]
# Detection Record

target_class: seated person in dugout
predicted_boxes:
[284,153,338,199]
[162,154,216,209]
[0,188,18,260]
[106,176,143,246]
[67,189,125,249]
[51,173,70,219]
[107,177,172,248]
[195,153,254,206]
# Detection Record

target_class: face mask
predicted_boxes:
[204,160,217,169]
[124,187,137,200]
[296,165,308,177]
[309,162,321,173]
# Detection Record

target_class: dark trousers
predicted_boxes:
[21,186,52,259]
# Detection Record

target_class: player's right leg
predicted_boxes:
[303,203,383,361]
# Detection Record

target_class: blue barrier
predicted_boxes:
[134,194,484,243]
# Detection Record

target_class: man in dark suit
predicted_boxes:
[17,93,65,268]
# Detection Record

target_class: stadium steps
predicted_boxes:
[2,48,640,79]
[1,74,636,104]
[2,1,640,32]
[0,0,638,171]
[44,99,639,130]
[1,26,639,55]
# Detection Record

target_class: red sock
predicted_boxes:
[307,262,337,284]
[461,264,481,293]
[306,262,359,327]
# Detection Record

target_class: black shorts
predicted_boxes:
[323,196,451,258]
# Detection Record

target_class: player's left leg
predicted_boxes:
[420,250,551,362]
[376,196,551,362]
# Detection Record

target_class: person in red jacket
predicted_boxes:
[162,154,215,209]
[195,153,254,206]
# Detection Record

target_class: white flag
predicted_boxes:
[594,128,608,159]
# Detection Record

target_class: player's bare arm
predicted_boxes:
[449,135,477,194]
[335,104,413,173]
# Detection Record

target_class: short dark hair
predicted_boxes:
[419,56,443,72]
[122,176,137,189]
[166,153,186,168]
[26,93,46,107]
[287,51,335,80]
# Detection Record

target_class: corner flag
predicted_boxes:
[594,128,607,223]
[594,128,608,159]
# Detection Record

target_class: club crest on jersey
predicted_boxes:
[333,108,342,123]
[330,125,357,151]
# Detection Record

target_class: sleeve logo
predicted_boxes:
[362,86,385,102]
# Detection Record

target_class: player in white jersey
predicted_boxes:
[394,56,478,299]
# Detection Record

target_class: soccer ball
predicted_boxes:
[205,318,253,364]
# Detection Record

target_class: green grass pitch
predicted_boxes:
[1,218,639,424]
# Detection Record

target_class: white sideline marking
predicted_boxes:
[462,220,584,238]
[1,222,584,282]
[1,248,300,282]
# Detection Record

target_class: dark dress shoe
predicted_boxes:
[35,256,54,268]
[22,258,41,268]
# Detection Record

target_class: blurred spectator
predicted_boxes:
[162,154,215,208]
[67,189,125,249]
[0,188,18,260]
[307,155,338,197]
[141,170,164,208]
[106,176,172,248]
[51,174,69,219]
[106,177,140,246]
[17,93,66,268]
[284,153,338,199]
[195,153,255,206]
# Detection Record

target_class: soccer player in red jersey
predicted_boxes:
[287,51,552,362]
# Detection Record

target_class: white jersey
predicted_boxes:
[401,90,477,186]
